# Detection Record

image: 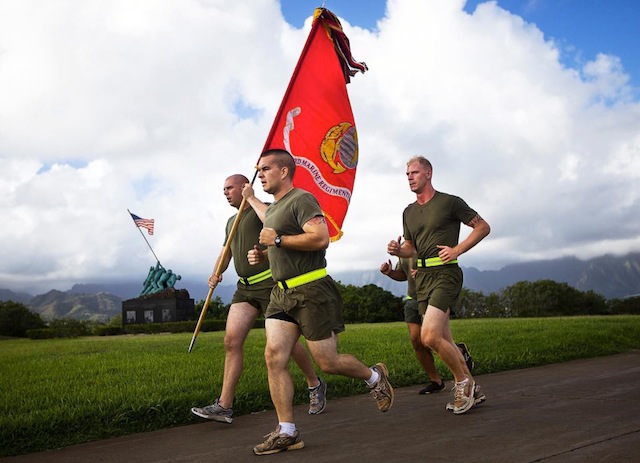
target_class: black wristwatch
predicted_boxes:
[274,235,283,247]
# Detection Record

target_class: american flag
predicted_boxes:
[130,212,154,235]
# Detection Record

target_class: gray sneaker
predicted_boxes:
[308,377,327,415]
[446,383,485,411]
[253,426,305,455]
[370,363,394,412]
[190,398,233,423]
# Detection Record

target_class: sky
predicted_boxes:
[1,0,639,295]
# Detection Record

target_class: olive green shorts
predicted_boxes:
[415,266,463,315]
[403,299,422,325]
[231,278,274,315]
[266,275,346,341]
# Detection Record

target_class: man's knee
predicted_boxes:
[264,345,288,370]
[315,356,340,375]
[410,335,424,352]
[421,329,441,350]
[223,330,245,352]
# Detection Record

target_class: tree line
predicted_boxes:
[2,279,639,338]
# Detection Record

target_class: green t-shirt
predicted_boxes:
[402,191,478,259]
[264,188,326,281]
[225,207,269,278]
[397,257,416,298]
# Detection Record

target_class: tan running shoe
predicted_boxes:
[370,362,394,412]
[253,426,304,455]
[446,384,486,411]
[452,378,476,414]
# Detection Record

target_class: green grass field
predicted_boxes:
[2,315,639,456]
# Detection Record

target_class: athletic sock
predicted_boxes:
[279,422,296,436]
[308,378,321,390]
[365,368,380,388]
[455,378,469,388]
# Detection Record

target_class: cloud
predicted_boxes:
[0,0,638,294]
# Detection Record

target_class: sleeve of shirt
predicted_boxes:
[224,215,235,244]
[451,196,478,225]
[294,192,324,227]
[402,208,413,243]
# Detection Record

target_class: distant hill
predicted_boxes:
[183,252,638,302]
[0,289,32,304]
[28,290,122,322]
[71,282,142,300]
[462,253,640,299]
[334,253,640,300]
[1,253,639,321]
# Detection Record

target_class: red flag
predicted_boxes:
[262,8,367,241]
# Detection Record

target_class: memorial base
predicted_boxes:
[122,288,195,330]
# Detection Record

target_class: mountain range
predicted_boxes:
[2,253,639,321]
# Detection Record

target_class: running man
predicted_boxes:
[388,156,490,414]
[191,174,326,424]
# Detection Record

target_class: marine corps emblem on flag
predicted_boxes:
[321,122,358,174]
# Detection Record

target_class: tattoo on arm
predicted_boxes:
[467,214,483,227]
[307,216,326,226]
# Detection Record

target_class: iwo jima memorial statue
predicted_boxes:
[122,211,195,329]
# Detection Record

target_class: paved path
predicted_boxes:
[4,351,640,462]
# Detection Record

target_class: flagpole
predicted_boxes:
[127,209,160,263]
[188,169,259,353]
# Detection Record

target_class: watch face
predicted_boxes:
[275,236,281,247]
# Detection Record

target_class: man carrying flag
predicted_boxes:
[239,8,387,454]
[244,150,394,455]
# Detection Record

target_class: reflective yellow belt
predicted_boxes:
[416,257,458,268]
[405,295,413,300]
[277,268,327,290]
[239,269,272,286]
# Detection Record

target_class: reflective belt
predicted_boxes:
[416,257,458,268]
[277,268,327,290]
[405,295,413,301]
[239,269,272,286]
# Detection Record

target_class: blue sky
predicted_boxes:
[1,0,639,294]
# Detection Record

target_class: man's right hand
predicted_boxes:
[208,273,222,289]
[247,245,262,265]
[380,259,392,275]
[387,235,403,256]
[241,183,255,200]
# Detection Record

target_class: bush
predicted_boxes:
[0,301,46,337]
[608,296,640,315]
[48,319,91,338]
[95,326,123,336]
[121,318,263,335]
[25,328,57,339]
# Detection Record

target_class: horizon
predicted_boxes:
[3,250,639,300]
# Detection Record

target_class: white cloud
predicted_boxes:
[0,0,638,294]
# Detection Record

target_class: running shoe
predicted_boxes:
[253,426,304,455]
[370,363,394,412]
[190,398,233,424]
[308,377,327,415]
[418,380,445,395]
[447,383,485,412]
[452,378,476,414]
[456,342,475,371]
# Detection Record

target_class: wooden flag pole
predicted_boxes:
[188,169,259,352]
